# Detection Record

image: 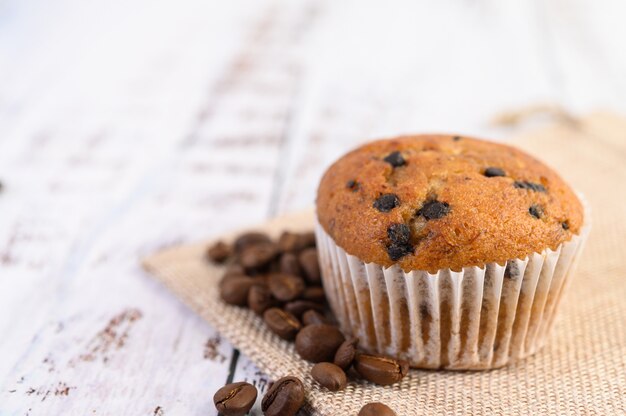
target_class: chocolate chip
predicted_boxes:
[213,382,258,416]
[417,200,450,220]
[354,353,409,386]
[346,179,360,191]
[387,223,410,245]
[263,308,301,340]
[234,232,271,253]
[268,273,306,302]
[562,221,570,230]
[219,276,255,306]
[261,376,305,416]
[295,324,345,363]
[514,181,547,193]
[333,338,358,370]
[383,151,406,167]
[302,309,329,326]
[311,362,347,391]
[484,167,506,177]
[529,204,543,219]
[358,403,397,416]
[373,194,400,212]
[207,241,231,263]
[298,248,321,284]
[386,242,413,261]
[452,136,462,141]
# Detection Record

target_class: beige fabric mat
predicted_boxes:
[143,112,626,415]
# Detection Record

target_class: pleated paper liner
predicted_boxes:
[315,198,590,370]
[143,112,626,415]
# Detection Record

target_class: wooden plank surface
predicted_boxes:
[0,0,625,414]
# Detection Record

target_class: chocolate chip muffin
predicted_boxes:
[315,135,589,370]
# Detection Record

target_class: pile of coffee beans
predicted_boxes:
[208,230,405,416]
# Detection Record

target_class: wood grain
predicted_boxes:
[0,0,625,414]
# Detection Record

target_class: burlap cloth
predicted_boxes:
[143,112,626,415]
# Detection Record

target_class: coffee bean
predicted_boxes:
[263,308,301,340]
[213,382,257,416]
[311,362,347,391]
[302,286,326,303]
[295,324,345,363]
[248,285,278,315]
[299,248,321,284]
[220,276,255,306]
[514,181,547,192]
[302,309,328,326]
[346,179,360,191]
[333,338,358,370]
[223,264,245,278]
[373,194,400,212]
[529,204,543,219]
[284,300,325,318]
[358,402,396,416]
[239,243,277,270]
[278,232,301,253]
[299,232,316,249]
[234,232,271,253]
[417,200,450,220]
[261,376,305,416]
[268,273,305,302]
[279,253,301,276]
[207,241,231,263]
[383,151,406,167]
[354,353,409,386]
[484,167,506,177]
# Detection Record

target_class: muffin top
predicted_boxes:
[316,135,584,272]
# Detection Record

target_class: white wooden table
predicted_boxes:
[1,1,625,414]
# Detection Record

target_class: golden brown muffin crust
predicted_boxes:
[316,135,584,272]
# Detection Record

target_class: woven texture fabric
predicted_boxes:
[143,112,626,415]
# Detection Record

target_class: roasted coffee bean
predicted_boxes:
[358,402,397,416]
[346,179,360,191]
[278,231,302,253]
[223,264,245,278]
[514,181,547,192]
[484,167,506,177]
[261,376,305,416]
[354,353,409,386]
[295,324,345,363]
[383,151,406,167]
[207,241,231,263]
[299,248,321,284]
[239,243,277,270]
[299,232,316,249]
[268,273,305,302]
[529,204,544,219]
[418,200,450,220]
[248,285,278,315]
[234,232,271,253]
[213,382,257,416]
[284,300,325,318]
[373,194,400,212]
[220,276,255,306]
[279,253,301,276]
[302,286,326,303]
[263,308,301,340]
[333,338,358,370]
[302,309,328,326]
[311,362,347,391]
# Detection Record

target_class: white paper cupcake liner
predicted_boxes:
[315,205,590,370]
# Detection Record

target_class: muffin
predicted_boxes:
[315,135,589,369]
